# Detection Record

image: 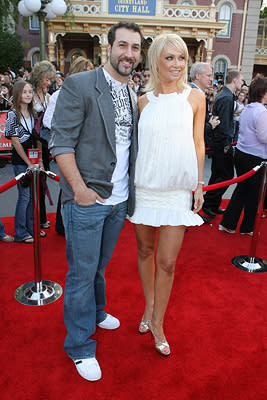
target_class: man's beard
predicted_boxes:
[109,54,137,77]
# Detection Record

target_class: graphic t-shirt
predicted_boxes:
[103,68,133,205]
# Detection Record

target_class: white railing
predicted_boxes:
[69,1,216,21]
[255,47,267,56]
[162,5,212,20]
[70,1,101,15]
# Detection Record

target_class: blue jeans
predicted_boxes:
[62,200,127,360]
[13,164,33,242]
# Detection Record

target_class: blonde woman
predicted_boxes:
[43,57,93,129]
[31,61,55,229]
[68,56,93,76]
[129,34,206,356]
[31,60,55,115]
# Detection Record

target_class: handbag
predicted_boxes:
[33,112,51,144]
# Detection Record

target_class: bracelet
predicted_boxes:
[198,181,205,185]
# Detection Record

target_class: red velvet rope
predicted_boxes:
[0,177,19,193]
[0,172,28,193]
[45,171,60,182]
[0,166,262,194]
[0,170,60,194]
[202,166,260,192]
[205,141,237,152]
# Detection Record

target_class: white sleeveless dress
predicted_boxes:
[129,88,203,227]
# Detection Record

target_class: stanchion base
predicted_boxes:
[15,280,63,306]
[232,255,267,273]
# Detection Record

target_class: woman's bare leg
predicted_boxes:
[151,225,185,342]
[134,224,157,322]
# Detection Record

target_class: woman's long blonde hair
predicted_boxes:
[146,33,189,92]
[68,56,93,76]
[30,60,55,90]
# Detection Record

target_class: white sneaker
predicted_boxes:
[74,357,102,381]
[97,314,120,330]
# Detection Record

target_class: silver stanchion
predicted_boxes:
[15,157,63,306]
[232,162,267,273]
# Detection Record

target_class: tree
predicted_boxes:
[0,0,19,31]
[0,30,24,73]
[260,7,267,18]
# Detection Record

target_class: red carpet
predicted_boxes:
[1,202,267,400]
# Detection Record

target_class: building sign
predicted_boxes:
[109,0,156,16]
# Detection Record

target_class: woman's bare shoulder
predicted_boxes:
[190,87,205,100]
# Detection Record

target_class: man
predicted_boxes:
[132,72,141,92]
[3,72,13,92]
[143,67,151,85]
[202,70,243,218]
[24,67,32,82]
[6,66,16,79]
[240,84,249,105]
[190,62,220,148]
[137,67,151,96]
[190,62,220,223]
[49,22,142,381]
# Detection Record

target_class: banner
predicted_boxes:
[0,111,12,150]
[109,0,156,16]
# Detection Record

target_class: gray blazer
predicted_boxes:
[49,67,138,216]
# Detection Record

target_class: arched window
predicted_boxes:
[217,3,232,38]
[67,49,87,64]
[32,51,40,66]
[214,58,227,82]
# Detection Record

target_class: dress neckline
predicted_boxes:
[153,91,178,98]
[149,88,190,100]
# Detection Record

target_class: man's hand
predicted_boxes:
[209,115,220,130]
[55,153,105,206]
[74,187,105,206]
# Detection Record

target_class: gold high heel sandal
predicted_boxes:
[149,321,170,356]
[139,317,150,334]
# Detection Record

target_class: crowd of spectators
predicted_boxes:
[0,61,266,243]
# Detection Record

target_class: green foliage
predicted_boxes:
[260,6,267,18]
[0,0,20,31]
[0,31,24,73]
[21,41,30,48]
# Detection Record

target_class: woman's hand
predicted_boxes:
[39,159,44,169]
[193,186,204,213]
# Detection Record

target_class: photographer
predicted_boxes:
[0,84,12,110]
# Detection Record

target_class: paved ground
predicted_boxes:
[0,156,236,218]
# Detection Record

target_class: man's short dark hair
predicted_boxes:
[107,22,143,47]
[225,70,240,84]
